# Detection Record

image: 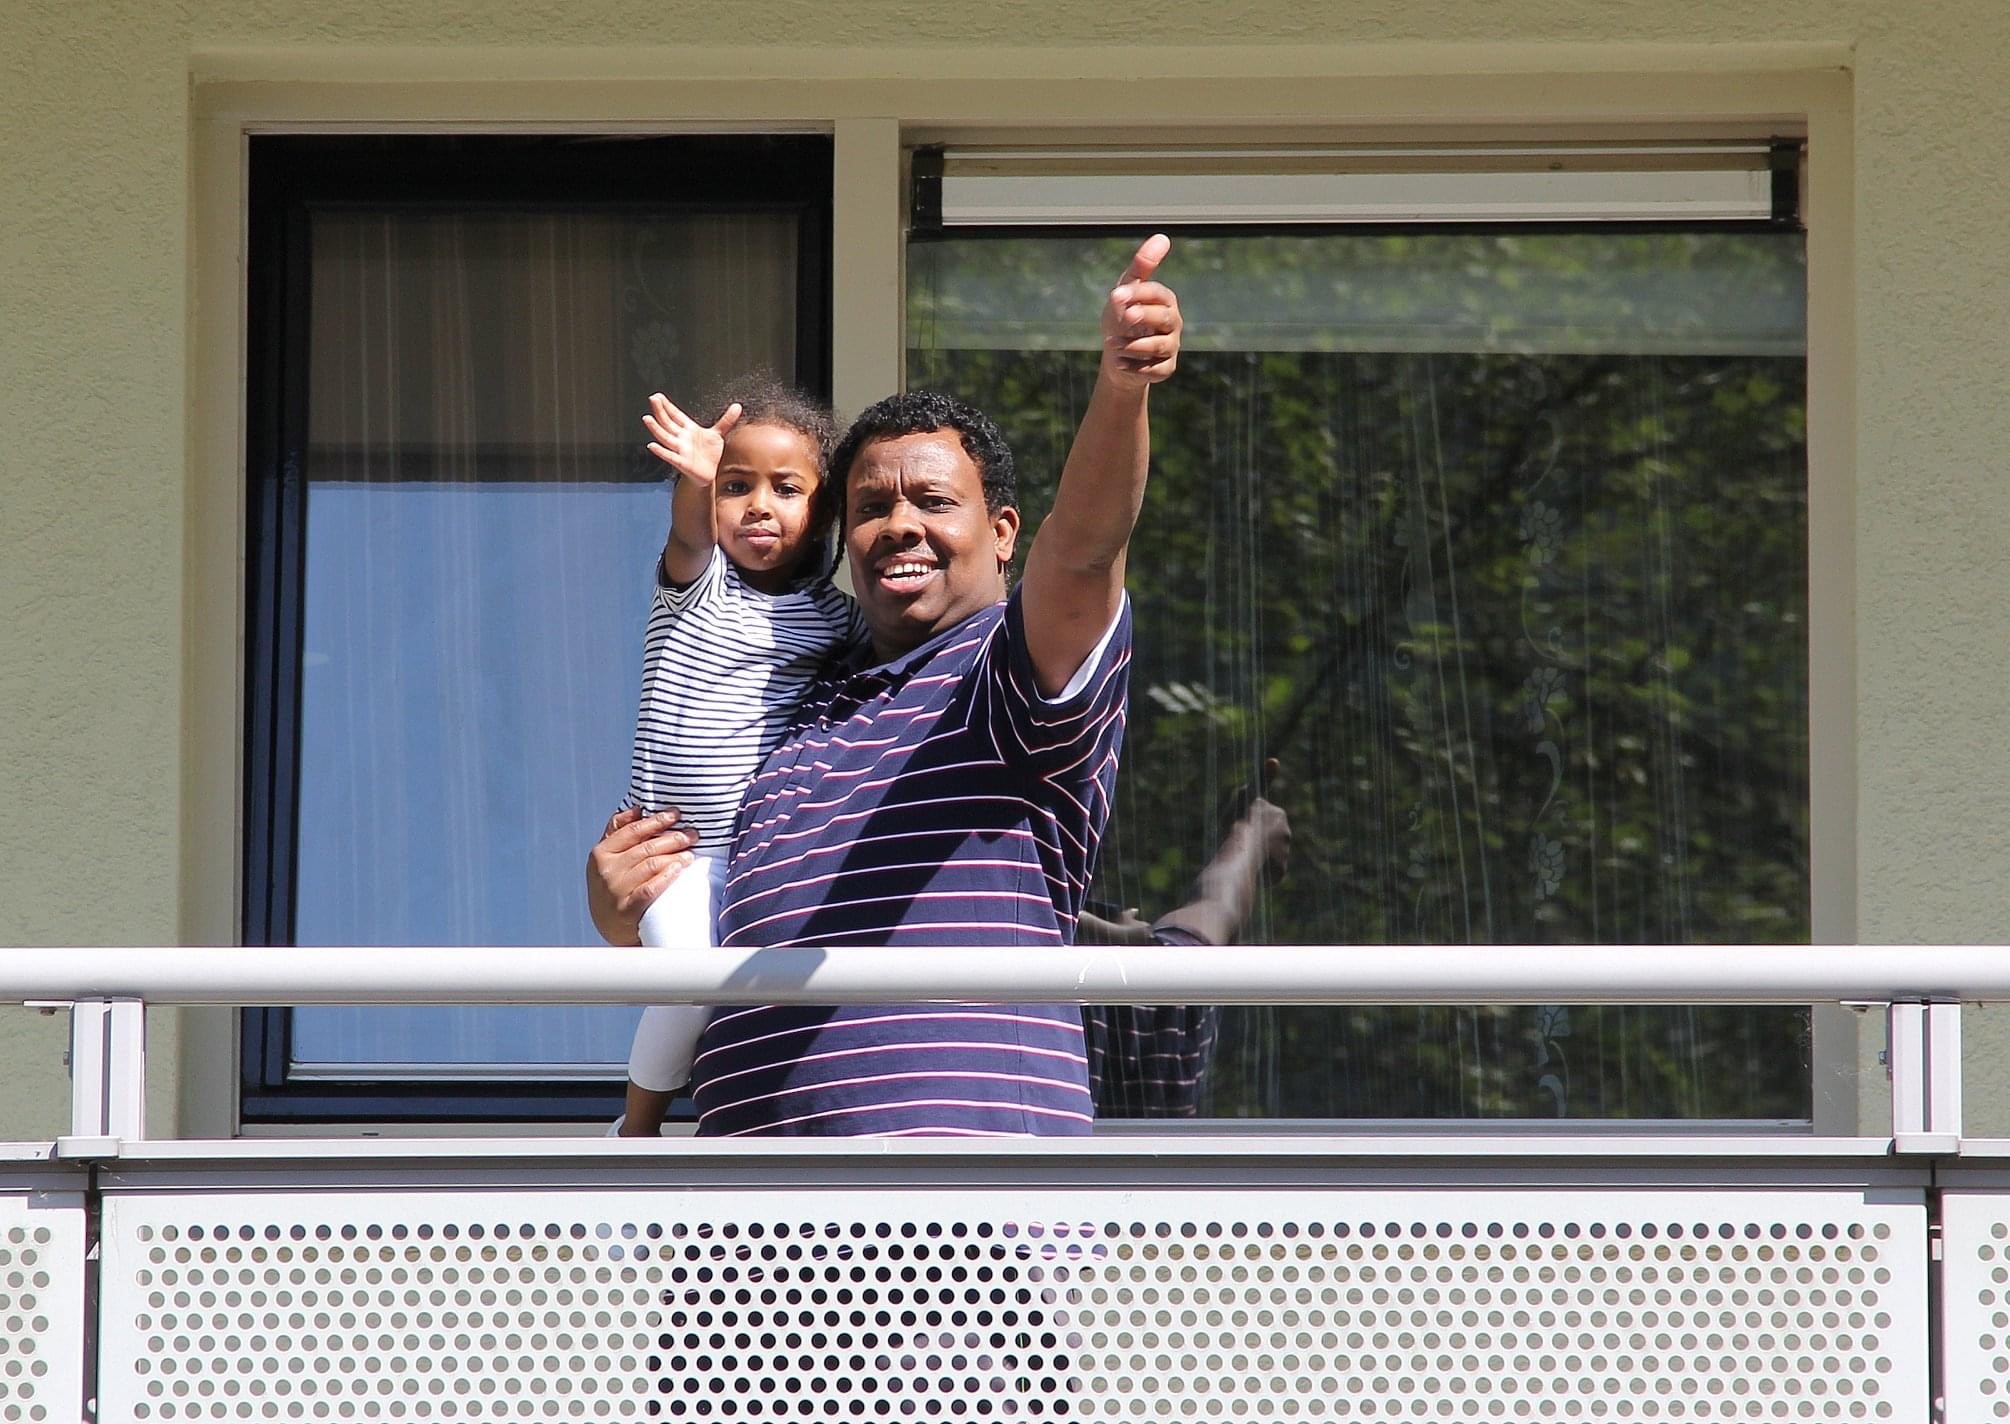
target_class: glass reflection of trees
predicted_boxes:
[911,230,1811,1121]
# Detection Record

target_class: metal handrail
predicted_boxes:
[0,942,2000,1006]
[7,944,1974,1152]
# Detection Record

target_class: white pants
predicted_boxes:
[626,846,729,1093]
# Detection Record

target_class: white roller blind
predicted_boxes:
[925,142,1795,228]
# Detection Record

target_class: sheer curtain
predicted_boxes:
[910,231,1812,1120]
[290,209,799,1071]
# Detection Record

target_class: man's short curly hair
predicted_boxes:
[830,389,1017,517]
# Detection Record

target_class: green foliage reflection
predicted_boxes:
[910,231,1811,1120]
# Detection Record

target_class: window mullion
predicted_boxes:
[831,118,907,417]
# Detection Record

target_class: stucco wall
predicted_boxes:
[4,0,2008,1139]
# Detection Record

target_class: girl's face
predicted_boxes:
[714,421,827,593]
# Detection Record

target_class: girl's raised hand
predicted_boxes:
[643,394,743,486]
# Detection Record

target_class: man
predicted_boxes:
[588,235,1181,1136]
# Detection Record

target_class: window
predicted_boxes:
[907,144,1810,1120]
[242,134,832,1121]
[239,130,1814,1126]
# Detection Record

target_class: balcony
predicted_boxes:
[3,944,2003,1423]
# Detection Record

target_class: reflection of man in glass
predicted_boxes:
[587,236,1183,1136]
[1079,776,1291,1118]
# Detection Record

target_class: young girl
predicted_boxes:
[617,376,864,1136]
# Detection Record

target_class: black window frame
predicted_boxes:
[240,132,833,1124]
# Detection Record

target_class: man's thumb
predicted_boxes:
[1119,233,1172,285]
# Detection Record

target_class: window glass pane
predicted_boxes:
[909,230,1810,1120]
[291,208,800,1070]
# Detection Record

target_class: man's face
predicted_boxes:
[844,430,1020,659]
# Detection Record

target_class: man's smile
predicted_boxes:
[874,557,938,592]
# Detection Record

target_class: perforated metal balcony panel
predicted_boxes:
[95,1177,1926,1424]
[0,1169,88,1424]
[1934,1183,2010,1421]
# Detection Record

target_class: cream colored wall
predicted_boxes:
[4,0,2007,1141]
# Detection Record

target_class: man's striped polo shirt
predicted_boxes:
[690,587,1132,1137]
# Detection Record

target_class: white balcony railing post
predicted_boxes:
[1888,998,1962,1153]
[60,996,144,1157]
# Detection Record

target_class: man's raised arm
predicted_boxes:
[1019,234,1182,696]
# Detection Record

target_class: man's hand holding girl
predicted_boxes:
[586,807,698,948]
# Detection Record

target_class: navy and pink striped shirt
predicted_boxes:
[689,587,1132,1137]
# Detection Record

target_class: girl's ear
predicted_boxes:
[810,469,842,540]
[797,469,843,577]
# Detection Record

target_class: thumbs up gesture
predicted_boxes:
[1100,233,1182,393]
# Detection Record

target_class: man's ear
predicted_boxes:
[991,505,1021,566]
